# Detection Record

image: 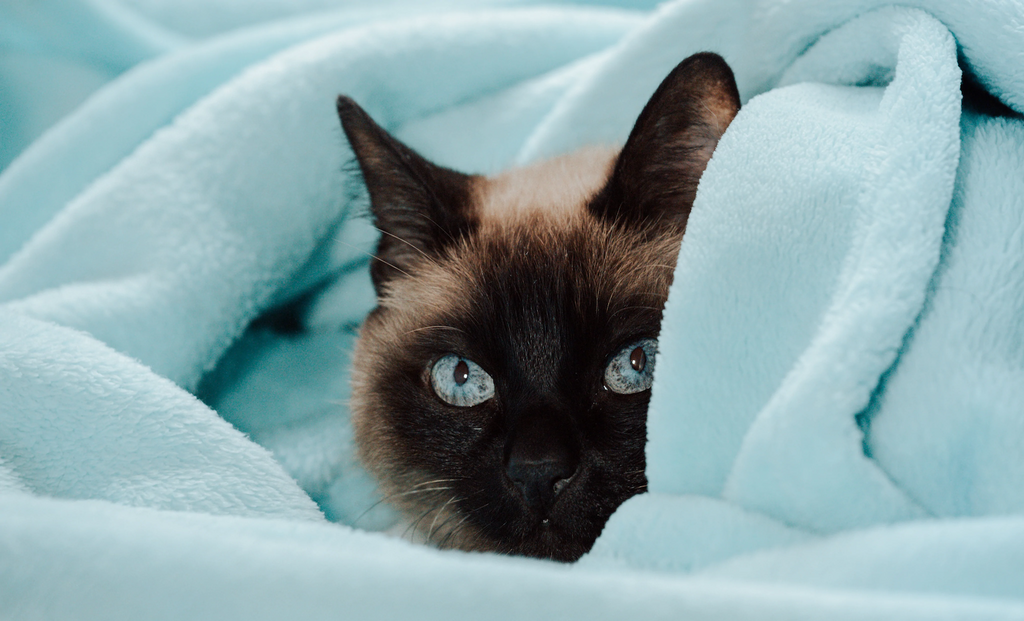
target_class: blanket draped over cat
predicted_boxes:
[1,0,1023,619]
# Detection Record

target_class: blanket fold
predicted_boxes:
[2,0,1023,619]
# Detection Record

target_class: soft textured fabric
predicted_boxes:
[1,1,1023,619]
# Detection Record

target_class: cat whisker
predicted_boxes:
[428,509,463,540]
[432,495,491,549]
[385,485,454,499]
[332,238,414,280]
[374,226,442,269]
[409,478,462,488]
[351,486,452,526]
[402,509,429,543]
[401,325,466,337]
[352,477,471,528]
[427,494,462,542]
[437,512,475,550]
[437,499,492,550]
[405,500,448,543]
[421,486,486,546]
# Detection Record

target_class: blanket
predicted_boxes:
[2,0,1024,618]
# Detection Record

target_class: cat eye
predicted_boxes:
[430,354,495,407]
[604,339,658,394]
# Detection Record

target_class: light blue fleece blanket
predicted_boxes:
[2,0,1024,619]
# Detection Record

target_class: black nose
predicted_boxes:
[505,418,578,516]
[507,456,576,515]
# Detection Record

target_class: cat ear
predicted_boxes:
[336,96,478,291]
[590,52,740,230]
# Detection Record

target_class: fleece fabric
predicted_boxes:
[1,0,1023,619]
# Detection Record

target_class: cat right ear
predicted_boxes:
[336,96,478,292]
[590,52,740,232]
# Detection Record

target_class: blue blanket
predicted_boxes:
[2,0,1024,618]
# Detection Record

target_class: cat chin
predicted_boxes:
[486,507,608,563]
[511,529,597,564]
[381,508,601,563]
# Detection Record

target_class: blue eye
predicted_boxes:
[430,354,495,407]
[604,339,657,394]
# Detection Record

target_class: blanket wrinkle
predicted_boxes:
[0,309,324,519]
[2,0,1024,619]
[718,8,960,532]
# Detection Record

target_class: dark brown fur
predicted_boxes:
[339,52,739,561]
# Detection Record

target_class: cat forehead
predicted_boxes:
[378,211,680,335]
[474,147,618,222]
[375,145,679,336]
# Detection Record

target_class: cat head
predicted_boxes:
[339,52,739,562]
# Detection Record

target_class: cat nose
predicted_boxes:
[506,456,577,515]
[505,420,579,516]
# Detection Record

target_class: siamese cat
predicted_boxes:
[339,52,739,562]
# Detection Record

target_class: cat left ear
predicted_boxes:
[336,96,479,292]
[590,52,740,231]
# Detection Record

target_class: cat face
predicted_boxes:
[339,52,739,562]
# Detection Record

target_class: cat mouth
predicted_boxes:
[502,484,604,562]
[511,519,594,563]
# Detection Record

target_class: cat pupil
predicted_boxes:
[454,360,470,385]
[629,346,646,372]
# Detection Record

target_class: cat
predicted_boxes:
[338,52,739,562]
